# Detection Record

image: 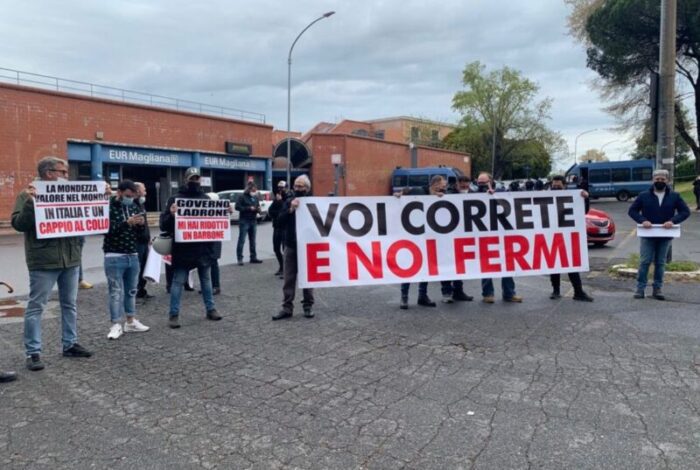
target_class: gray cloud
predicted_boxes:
[0,0,635,164]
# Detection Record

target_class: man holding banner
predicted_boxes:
[11,156,100,371]
[272,175,315,320]
[160,167,226,328]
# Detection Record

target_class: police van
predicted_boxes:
[565,159,655,201]
[390,166,466,194]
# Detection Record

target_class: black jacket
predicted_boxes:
[268,190,290,229]
[160,186,217,269]
[135,199,151,245]
[277,192,313,249]
[235,191,260,221]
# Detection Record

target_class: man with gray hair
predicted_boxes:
[273,175,315,320]
[628,169,690,300]
[11,156,94,372]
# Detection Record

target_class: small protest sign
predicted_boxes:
[33,181,110,239]
[174,198,231,242]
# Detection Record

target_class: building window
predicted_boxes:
[410,126,419,142]
[352,129,369,137]
[431,129,439,143]
[374,130,385,140]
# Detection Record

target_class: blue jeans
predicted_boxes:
[169,264,215,317]
[637,238,672,291]
[441,280,464,296]
[400,282,428,299]
[104,254,140,323]
[25,266,79,355]
[481,277,516,299]
[236,218,258,261]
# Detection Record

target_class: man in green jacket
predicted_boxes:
[11,156,93,372]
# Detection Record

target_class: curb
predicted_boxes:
[610,264,700,281]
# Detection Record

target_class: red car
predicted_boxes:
[586,208,616,246]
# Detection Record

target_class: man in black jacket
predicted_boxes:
[235,182,263,265]
[272,175,314,320]
[160,167,222,328]
[268,180,289,277]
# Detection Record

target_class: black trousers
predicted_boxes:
[136,242,148,294]
[550,273,584,295]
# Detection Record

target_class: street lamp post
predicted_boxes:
[599,139,619,157]
[286,11,335,186]
[573,128,598,164]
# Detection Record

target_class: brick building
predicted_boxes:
[272,117,471,196]
[0,81,273,222]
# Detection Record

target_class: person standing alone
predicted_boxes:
[235,182,263,266]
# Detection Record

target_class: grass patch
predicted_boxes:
[622,253,698,272]
[674,180,696,207]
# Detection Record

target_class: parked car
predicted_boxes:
[216,189,272,222]
[586,207,616,246]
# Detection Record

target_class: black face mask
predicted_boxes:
[551,186,564,191]
[436,188,446,194]
[186,181,201,192]
[294,190,307,198]
[477,184,489,193]
[653,181,667,191]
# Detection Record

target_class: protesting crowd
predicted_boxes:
[0,156,691,383]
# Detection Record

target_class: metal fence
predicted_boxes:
[0,67,266,124]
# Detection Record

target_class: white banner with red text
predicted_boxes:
[296,191,589,288]
[33,181,110,239]
[174,198,231,242]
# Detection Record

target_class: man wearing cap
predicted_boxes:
[160,167,222,328]
[628,169,690,300]
[268,180,290,277]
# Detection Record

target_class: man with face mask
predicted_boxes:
[440,175,474,304]
[133,182,152,299]
[476,172,523,304]
[160,167,222,328]
[11,156,94,371]
[628,169,690,300]
[103,180,150,340]
[548,175,593,302]
[272,175,315,320]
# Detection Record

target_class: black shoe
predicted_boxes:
[400,297,408,310]
[237,260,244,266]
[63,343,92,358]
[452,291,474,302]
[213,287,221,295]
[272,310,292,321]
[250,259,263,264]
[274,269,283,276]
[652,289,665,301]
[549,291,561,300]
[417,296,436,307]
[206,309,222,321]
[26,354,44,371]
[303,308,315,318]
[136,290,154,299]
[0,371,17,383]
[169,316,181,329]
[573,292,594,302]
[633,290,645,299]
[166,286,171,294]
[184,285,195,292]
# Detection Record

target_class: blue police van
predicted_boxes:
[565,159,655,201]
[390,166,466,194]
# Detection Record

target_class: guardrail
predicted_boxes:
[0,67,266,124]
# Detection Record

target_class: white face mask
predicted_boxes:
[57,177,68,182]
[139,196,146,205]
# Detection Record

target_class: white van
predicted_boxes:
[216,189,272,222]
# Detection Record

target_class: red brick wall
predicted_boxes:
[309,134,471,197]
[0,83,272,220]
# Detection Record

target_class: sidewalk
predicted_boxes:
[1,264,699,469]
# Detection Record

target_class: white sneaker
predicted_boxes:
[107,323,123,340]
[124,319,150,333]
[442,294,454,304]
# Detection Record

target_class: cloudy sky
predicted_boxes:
[1,0,637,169]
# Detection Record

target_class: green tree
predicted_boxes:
[580,149,609,162]
[447,61,564,179]
[569,0,700,172]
